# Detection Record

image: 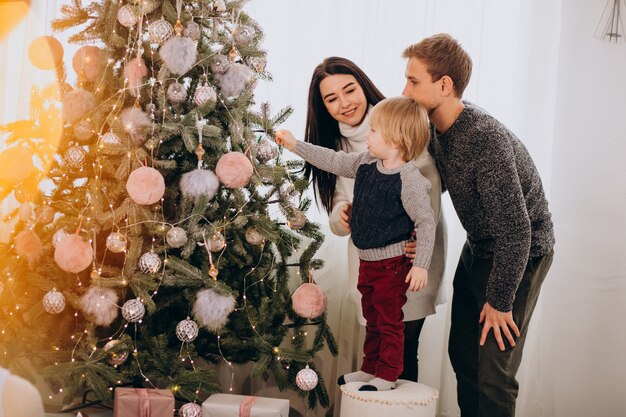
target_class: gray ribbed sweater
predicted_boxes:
[430,102,555,311]
[294,141,436,269]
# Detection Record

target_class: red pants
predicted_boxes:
[358,255,412,381]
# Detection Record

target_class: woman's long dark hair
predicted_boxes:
[304,57,385,213]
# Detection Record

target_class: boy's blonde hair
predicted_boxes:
[370,97,429,161]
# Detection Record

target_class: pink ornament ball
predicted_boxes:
[215,152,253,189]
[0,147,34,186]
[291,283,327,319]
[28,36,64,70]
[72,45,102,82]
[126,166,165,205]
[54,234,93,273]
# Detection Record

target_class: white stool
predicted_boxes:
[339,380,438,417]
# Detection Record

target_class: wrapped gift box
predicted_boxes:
[113,388,174,417]
[202,393,289,417]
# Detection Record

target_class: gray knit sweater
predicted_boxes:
[430,102,555,311]
[294,141,436,269]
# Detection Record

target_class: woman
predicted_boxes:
[302,57,447,382]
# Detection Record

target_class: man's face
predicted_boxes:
[402,58,442,114]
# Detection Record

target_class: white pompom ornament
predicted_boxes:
[72,46,101,82]
[80,287,119,326]
[179,403,202,417]
[126,166,165,205]
[103,339,129,366]
[54,233,93,273]
[176,317,199,342]
[122,298,145,322]
[0,147,34,186]
[159,36,197,76]
[139,250,162,274]
[215,152,253,188]
[291,282,327,319]
[120,107,152,146]
[210,54,255,98]
[192,288,236,332]
[62,89,95,124]
[180,168,219,200]
[296,365,318,391]
[166,227,188,248]
[43,288,66,314]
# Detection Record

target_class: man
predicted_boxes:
[401,33,555,417]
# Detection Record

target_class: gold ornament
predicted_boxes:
[208,265,218,281]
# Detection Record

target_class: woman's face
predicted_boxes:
[319,74,368,127]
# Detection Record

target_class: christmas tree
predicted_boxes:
[0,0,336,411]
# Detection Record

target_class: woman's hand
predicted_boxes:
[275,129,297,151]
[404,231,417,258]
[405,266,428,292]
[340,203,352,232]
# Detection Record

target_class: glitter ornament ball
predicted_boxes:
[245,56,267,73]
[287,209,307,230]
[43,288,65,314]
[296,365,318,391]
[193,84,217,106]
[139,251,161,274]
[103,339,129,366]
[179,403,202,417]
[52,228,68,248]
[253,138,278,163]
[183,21,201,41]
[233,26,255,46]
[101,131,121,145]
[106,232,127,253]
[208,231,226,252]
[166,227,188,248]
[167,82,188,103]
[117,5,138,27]
[176,318,199,343]
[64,145,86,168]
[291,282,327,319]
[122,298,145,322]
[126,166,165,205]
[245,227,264,245]
[148,18,173,45]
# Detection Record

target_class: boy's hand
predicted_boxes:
[405,266,427,292]
[275,129,297,150]
[339,203,352,232]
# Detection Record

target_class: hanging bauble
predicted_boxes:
[0,147,34,186]
[139,250,161,274]
[64,145,86,168]
[120,106,152,146]
[176,317,199,343]
[213,0,227,12]
[62,89,95,124]
[18,203,32,222]
[208,231,226,252]
[215,152,253,188]
[137,0,159,14]
[245,55,267,73]
[287,209,307,230]
[211,54,255,98]
[101,131,121,146]
[192,288,236,332]
[167,82,188,103]
[180,168,219,200]
[80,287,119,326]
[121,298,145,322]
[166,227,188,248]
[37,205,55,224]
[14,229,43,270]
[245,227,264,245]
[14,185,38,204]
[179,403,202,417]
[295,365,319,391]
[103,339,129,366]
[74,119,94,142]
[43,288,65,314]
[52,228,68,248]
[28,36,64,70]
[148,18,173,45]
[183,21,201,41]
[292,282,327,319]
[124,57,148,97]
[72,46,101,82]
[117,5,138,28]
[54,233,93,273]
[106,232,127,253]
[193,84,217,106]
[159,36,197,76]
[253,138,278,163]
[233,26,255,46]
[126,166,165,205]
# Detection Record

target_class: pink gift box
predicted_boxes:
[113,388,174,417]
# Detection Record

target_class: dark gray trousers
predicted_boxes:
[449,243,553,417]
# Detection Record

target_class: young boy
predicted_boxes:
[276,96,436,391]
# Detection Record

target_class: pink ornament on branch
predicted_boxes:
[291,282,327,319]
[72,46,101,82]
[126,166,165,205]
[54,233,93,273]
[215,151,253,188]
[14,230,43,270]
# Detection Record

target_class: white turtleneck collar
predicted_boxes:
[337,105,373,151]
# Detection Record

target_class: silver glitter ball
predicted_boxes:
[245,56,266,73]
[167,82,188,103]
[101,131,121,145]
[117,5,138,28]
[245,227,264,245]
[65,145,86,168]
[166,226,188,248]
[43,288,65,314]
[175,318,199,342]
[122,298,145,322]
[179,403,202,417]
[139,251,162,274]
[208,231,226,252]
[253,138,278,163]
[148,18,173,45]
[193,84,217,106]
[233,26,255,46]
[287,209,307,230]
[106,232,127,253]
[103,339,129,366]
[295,365,318,391]
[183,21,201,41]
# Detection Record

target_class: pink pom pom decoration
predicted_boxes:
[14,230,43,270]
[215,152,253,189]
[72,45,101,82]
[126,166,165,205]
[54,234,93,273]
[62,89,96,124]
[291,283,327,319]
[124,57,148,97]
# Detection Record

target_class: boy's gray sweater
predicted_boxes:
[430,102,555,311]
[293,141,435,269]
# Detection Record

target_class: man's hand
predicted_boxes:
[479,302,520,351]
[405,266,427,292]
[339,203,352,232]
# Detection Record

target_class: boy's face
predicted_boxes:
[319,74,368,127]
[402,58,443,114]
[366,123,398,160]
